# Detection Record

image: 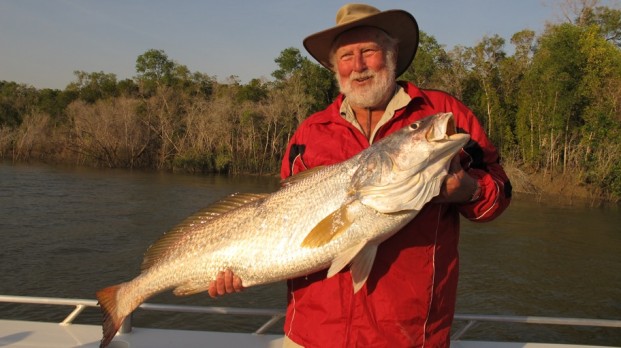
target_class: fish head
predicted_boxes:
[353,112,470,213]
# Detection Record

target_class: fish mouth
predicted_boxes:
[426,113,457,142]
[446,117,456,136]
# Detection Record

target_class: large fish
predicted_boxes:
[96,112,470,347]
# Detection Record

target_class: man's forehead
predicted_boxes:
[333,26,386,50]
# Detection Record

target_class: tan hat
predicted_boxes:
[303,3,419,77]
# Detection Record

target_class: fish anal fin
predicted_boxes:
[350,244,378,293]
[301,205,352,248]
[173,282,208,297]
[326,241,367,278]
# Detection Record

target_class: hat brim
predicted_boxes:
[303,9,419,77]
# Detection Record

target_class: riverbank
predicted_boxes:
[504,163,619,205]
[2,159,618,204]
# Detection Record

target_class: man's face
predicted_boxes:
[333,27,396,108]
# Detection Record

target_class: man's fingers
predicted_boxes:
[207,270,243,298]
[216,270,226,295]
[233,275,243,292]
[224,269,234,293]
[208,272,222,298]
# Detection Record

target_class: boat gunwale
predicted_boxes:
[1,294,620,343]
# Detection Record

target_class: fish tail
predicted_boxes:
[96,284,131,348]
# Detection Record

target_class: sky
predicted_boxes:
[0,0,612,90]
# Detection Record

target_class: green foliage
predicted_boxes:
[172,151,215,173]
[66,71,119,103]
[0,81,37,127]
[299,59,338,113]
[116,79,140,97]
[186,72,214,98]
[134,49,215,99]
[516,24,587,168]
[272,47,304,81]
[582,6,621,46]
[135,49,176,87]
[603,160,621,198]
[273,47,337,114]
[237,79,268,102]
[214,146,232,172]
[402,32,451,88]
[36,88,77,124]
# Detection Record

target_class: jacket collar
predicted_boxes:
[307,81,427,126]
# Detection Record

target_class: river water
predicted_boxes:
[1,162,619,346]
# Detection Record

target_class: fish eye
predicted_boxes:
[410,122,420,130]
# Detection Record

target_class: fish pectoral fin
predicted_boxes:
[326,241,367,278]
[349,244,378,293]
[173,282,208,297]
[301,205,353,248]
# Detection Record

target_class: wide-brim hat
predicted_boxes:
[303,3,419,77]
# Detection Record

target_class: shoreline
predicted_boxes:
[2,158,619,205]
[505,163,619,206]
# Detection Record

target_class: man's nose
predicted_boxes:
[352,52,367,72]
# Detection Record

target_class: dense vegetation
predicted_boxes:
[1,2,620,200]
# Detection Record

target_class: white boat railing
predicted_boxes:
[1,294,620,339]
[450,313,621,340]
[0,294,285,334]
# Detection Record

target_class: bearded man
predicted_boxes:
[211,4,512,347]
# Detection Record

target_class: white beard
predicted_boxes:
[337,59,396,109]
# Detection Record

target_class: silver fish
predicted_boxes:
[96,112,470,347]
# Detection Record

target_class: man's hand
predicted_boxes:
[433,155,480,204]
[208,269,244,298]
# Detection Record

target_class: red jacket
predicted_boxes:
[280,82,511,347]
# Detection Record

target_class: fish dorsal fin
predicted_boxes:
[300,204,353,248]
[349,244,378,293]
[141,192,268,271]
[281,166,326,187]
[205,192,269,213]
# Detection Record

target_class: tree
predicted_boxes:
[66,71,119,103]
[299,58,338,113]
[588,6,621,46]
[0,81,38,128]
[36,88,77,124]
[135,49,177,95]
[516,23,588,173]
[462,35,507,147]
[116,79,139,98]
[237,78,268,103]
[272,47,337,119]
[187,72,214,98]
[272,47,304,81]
[552,0,600,25]
[401,31,451,89]
[495,30,536,159]
[575,24,621,195]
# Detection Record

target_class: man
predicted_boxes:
[210,4,511,347]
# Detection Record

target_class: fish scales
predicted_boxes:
[96,112,470,348]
